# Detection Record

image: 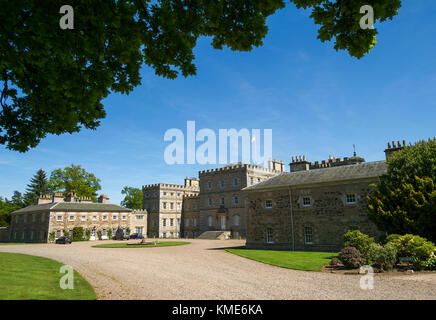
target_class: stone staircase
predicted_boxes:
[197,231,231,240]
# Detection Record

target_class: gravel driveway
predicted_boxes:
[1,239,435,300]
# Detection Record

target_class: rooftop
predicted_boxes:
[243,161,387,191]
[12,202,132,214]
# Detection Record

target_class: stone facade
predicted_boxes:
[8,193,147,243]
[181,194,200,238]
[197,161,284,238]
[243,160,389,252]
[143,178,199,238]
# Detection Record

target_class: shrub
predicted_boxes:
[48,232,55,242]
[330,258,340,266]
[125,227,130,235]
[338,247,364,269]
[368,243,397,271]
[72,227,85,241]
[85,229,91,241]
[107,229,112,240]
[343,230,374,259]
[424,257,436,271]
[387,234,435,267]
[385,234,401,244]
[97,230,102,240]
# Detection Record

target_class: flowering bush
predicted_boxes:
[387,234,435,266]
[424,257,436,271]
[343,230,374,260]
[329,258,340,266]
[338,247,364,269]
[367,243,397,271]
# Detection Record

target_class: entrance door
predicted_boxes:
[220,216,226,230]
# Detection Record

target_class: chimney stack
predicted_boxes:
[384,139,406,159]
[37,194,52,205]
[53,192,64,203]
[98,194,110,204]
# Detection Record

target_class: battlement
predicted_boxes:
[199,162,282,176]
[183,193,200,199]
[289,154,365,172]
[132,209,148,214]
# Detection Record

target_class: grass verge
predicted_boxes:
[225,248,336,272]
[92,241,190,248]
[0,252,96,300]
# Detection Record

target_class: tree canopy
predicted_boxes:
[120,186,143,209]
[48,164,102,199]
[23,169,48,205]
[367,139,436,242]
[0,0,402,151]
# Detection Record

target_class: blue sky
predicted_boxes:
[1,1,435,204]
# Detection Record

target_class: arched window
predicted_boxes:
[233,215,240,227]
[207,216,213,227]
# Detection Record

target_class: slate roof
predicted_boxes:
[12,202,131,214]
[243,161,387,192]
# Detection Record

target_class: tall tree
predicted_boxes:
[11,190,24,207]
[0,0,402,152]
[120,186,143,209]
[367,138,436,242]
[23,169,48,205]
[0,197,15,227]
[48,164,101,199]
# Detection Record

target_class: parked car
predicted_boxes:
[129,233,143,239]
[55,236,72,244]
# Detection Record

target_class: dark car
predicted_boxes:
[129,233,143,239]
[55,236,72,244]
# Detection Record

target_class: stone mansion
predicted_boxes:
[143,140,407,251]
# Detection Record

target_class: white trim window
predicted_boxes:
[304,226,313,244]
[136,215,144,220]
[92,215,97,221]
[122,215,127,221]
[207,216,213,227]
[266,227,273,244]
[346,193,357,204]
[162,218,167,227]
[112,215,118,220]
[233,215,240,227]
[56,230,61,238]
[69,215,75,221]
[192,218,197,227]
[56,215,63,221]
[170,218,174,227]
[81,215,86,221]
[302,197,312,207]
[163,202,167,210]
[102,215,107,221]
[233,178,239,187]
[264,200,273,209]
[232,196,239,205]
[170,202,174,210]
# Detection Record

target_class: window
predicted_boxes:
[170,192,174,196]
[162,218,167,227]
[122,215,127,221]
[207,216,213,227]
[112,215,118,220]
[233,178,239,187]
[56,215,62,221]
[185,218,189,227]
[266,228,273,244]
[170,218,174,227]
[136,215,144,220]
[23,215,27,223]
[257,178,261,183]
[102,229,107,236]
[220,180,225,188]
[208,198,212,206]
[250,177,254,185]
[177,218,180,226]
[163,232,167,238]
[163,202,167,209]
[102,215,107,221]
[192,203,196,210]
[192,218,197,227]
[56,230,61,238]
[32,214,35,222]
[233,196,239,205]
[233,215,239,227]
[170,202,174,210]
[220,197,225,205]
[81,215,86,221]
[346,194,356,204]
[177,193,180,197]
[207,181,212,189]
[304,226,313,244]
[163,192,167,196]
[92,215,97,221]
[302,197,312,207]
[145,193,149,198]
[264,200,273,209]
[69,215,75,221]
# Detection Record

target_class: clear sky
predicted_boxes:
[1,1,435,205]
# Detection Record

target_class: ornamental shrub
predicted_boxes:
[338,247,364,269]
[85,229,91,241]
[107,229,112,240]
[97,230,102,240]
[330,258,339,266]
[424,257,436,271]
[72,227,85,241]
[368,243,397,271]
[387,234,435,265]
[343,230,374,259]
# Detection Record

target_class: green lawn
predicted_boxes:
[92,241,190,248]
[0,252,96,300]
[226,248,337,272]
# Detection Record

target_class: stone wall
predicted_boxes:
[245,179,383,252]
